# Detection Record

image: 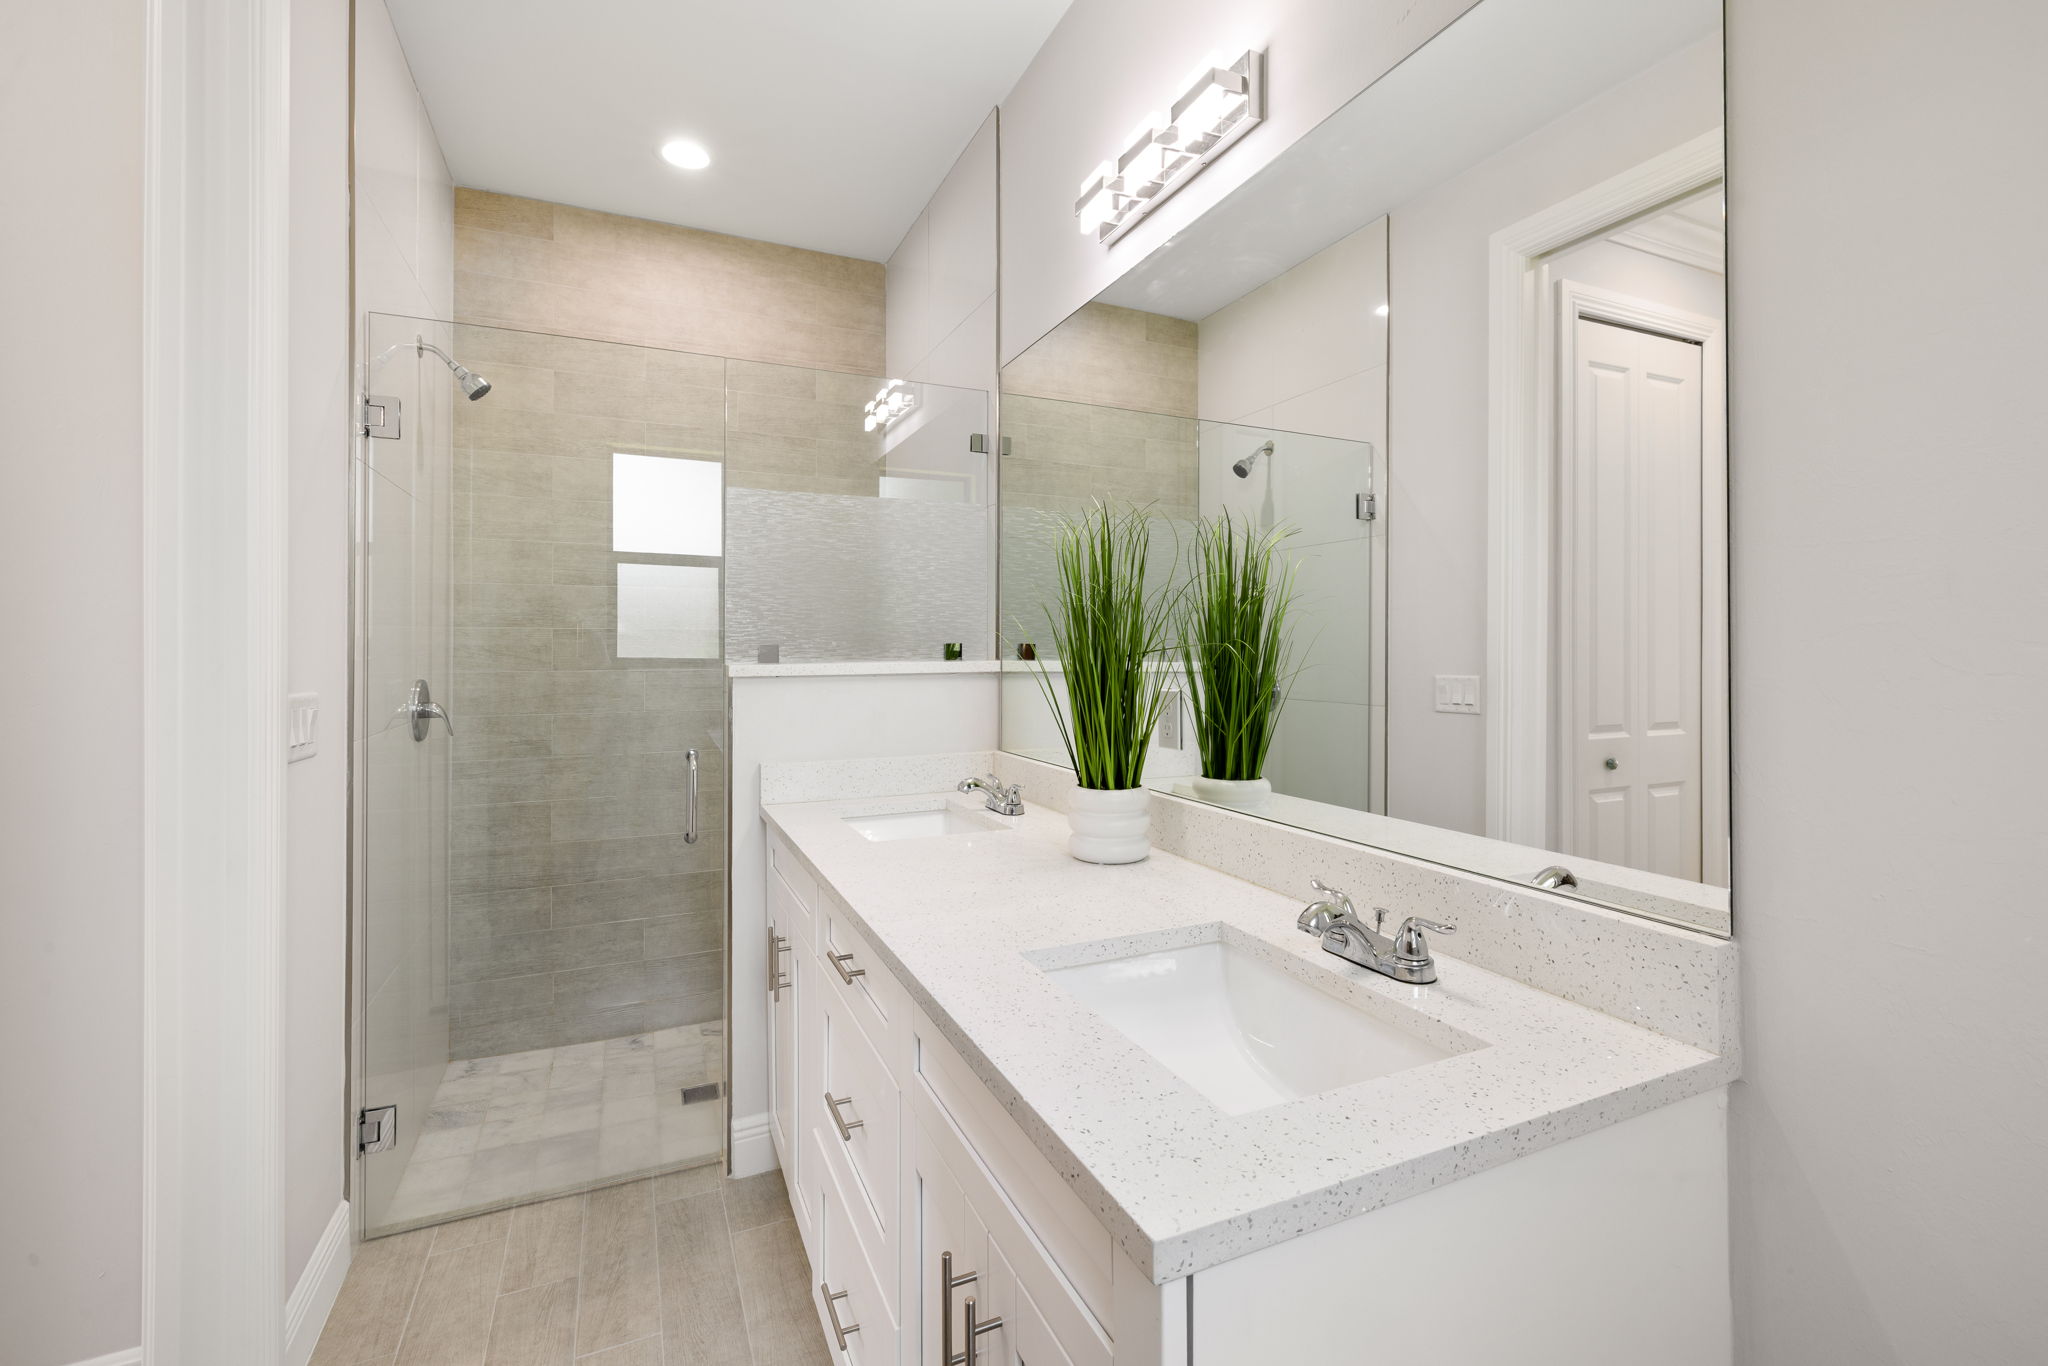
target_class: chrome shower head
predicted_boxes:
[417,338,492,401]
[1232,439,1275,478]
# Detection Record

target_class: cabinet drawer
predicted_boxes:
[768,833,817,949]
[816,1127,900,1366]
[911,1008,1114,1329]
[820,984,900,1263]
[820,893,906,1075]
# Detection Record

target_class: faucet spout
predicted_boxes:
[1296,880,1455,985]
[957,773,1026,817]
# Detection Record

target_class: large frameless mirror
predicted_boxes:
[998,0,1730,935]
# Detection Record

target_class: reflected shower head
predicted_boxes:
[417,338,492,400]
[1232,439,1275,478]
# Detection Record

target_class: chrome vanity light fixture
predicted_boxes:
[1075,50,1266,246]
[863,378,916,433]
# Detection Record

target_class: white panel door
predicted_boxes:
[1564,318,1704,879]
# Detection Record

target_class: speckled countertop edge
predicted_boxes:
[764,791,1739,1284]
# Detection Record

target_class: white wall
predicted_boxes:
[997,0,1478,362]
[727,673,999,1173]
[1726,0,2048,1360]
[285,0,354,1298]
[355,0,456,323]
[1385,36,1720,835]
[0,6,145,1362]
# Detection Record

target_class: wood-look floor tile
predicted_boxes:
[396,1238,506,1366]
[434,1208,515,1252]
[654,1189,751,1365]
[572,1336,663,1364]
[649,1158,722,1204]
[732,1218,831,1366]
[309,1228,433,1366]
[501,1193,588,1294]
[721,1169,793,1232]
[575,1179,661,1355]
[484,1276,578,1366]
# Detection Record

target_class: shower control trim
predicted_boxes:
[406,679,455,741]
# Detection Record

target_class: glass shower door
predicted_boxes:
[358,316,731,1236]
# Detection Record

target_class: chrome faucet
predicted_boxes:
[1297,878,1456,985]
[957,773,1025,817]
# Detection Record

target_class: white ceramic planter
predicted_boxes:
[1190,775,1272,809]
[1066,786,1151,864]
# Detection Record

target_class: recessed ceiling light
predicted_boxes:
[660,139,711,171]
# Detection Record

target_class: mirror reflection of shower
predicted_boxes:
[1232,438,1274,478]
[416,338,492,399]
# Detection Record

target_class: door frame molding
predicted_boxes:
[142,0,294,1358]
[1550,279,1728,883]
[1483,130,1725,856]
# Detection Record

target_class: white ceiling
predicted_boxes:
[386,0,1072,262]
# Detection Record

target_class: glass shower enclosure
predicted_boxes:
[352,313,991,1236]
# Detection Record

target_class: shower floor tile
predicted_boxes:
[379,1022,724,1232]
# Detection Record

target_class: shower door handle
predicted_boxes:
[684,748,699,845]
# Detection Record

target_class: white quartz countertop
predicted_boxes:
[763,791,1738,1283]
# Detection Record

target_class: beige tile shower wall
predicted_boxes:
[446,325,729,1058]
[1002,300,1198,415]
[446,194,892,1057]
[454,189,885,374]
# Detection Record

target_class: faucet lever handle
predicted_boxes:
[1391,916,1456,961]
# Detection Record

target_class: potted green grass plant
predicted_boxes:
[1029,502,1177,863]
[1175,512,1300,808]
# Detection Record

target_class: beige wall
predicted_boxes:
[454,189,885,374]
[1002,300,1198,416]
[0,3,145,1362]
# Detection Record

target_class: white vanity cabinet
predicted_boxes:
[762,821,1731,1366]
[765,830,1141,1366]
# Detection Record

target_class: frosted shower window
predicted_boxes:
[613,453,721,555]
[612,453,722,659]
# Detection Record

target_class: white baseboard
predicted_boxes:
[65,1351,143,1366]
[730,1110,777,1178]
[285,1200,354,1366]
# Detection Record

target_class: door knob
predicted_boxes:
[1603,756,1618,771]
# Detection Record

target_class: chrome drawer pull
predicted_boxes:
[961,1296,1003,1366]
[767,928,791,1001]
[824,1090,864,1142]
[941,1251,978,1366]
[820,1282,860,1349]
[829,949,866,985]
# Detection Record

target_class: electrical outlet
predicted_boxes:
[1434,675,1481,714]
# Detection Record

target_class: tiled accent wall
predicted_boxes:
[445,322,730,1058]
[1000,301,1198,415]
[453,189,884,373]
[447,192,995,1056]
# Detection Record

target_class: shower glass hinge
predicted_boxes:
[361,394,402,439]
[358,1105,397,1155]
[1355,492,1377,521]
[969,432,988,454]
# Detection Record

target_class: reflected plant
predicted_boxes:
[1029,502,1179,791]
[1175,511,1300,782]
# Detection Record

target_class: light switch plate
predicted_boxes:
[287,693,319,762]
[1434,675,1481,714]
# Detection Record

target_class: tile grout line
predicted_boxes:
[721,1178,767,1366]
[385,1232,437,1366]
[642,1179,670,1366]
[482,1223,515,1362]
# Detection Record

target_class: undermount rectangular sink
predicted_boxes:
[843,803,1003,842]
[1045,939,1453,1114]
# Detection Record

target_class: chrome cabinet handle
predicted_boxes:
[961,1296,1003,1366]
[820,1282,860,1350]
[828,950,865,985]
[941,1251,978,1366]
[405,679,455,741]
[767,928,790,1001]
[824,1091,864,1142]
[684,748,699,845]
